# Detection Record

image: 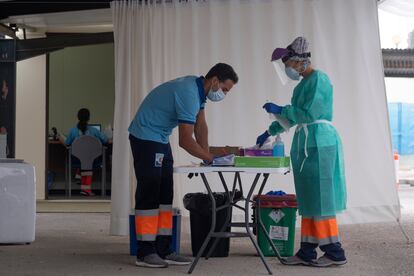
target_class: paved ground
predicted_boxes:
[1,185,413,276]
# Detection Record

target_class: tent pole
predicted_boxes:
[397,218,412,244]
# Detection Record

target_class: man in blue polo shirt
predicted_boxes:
[129,63,238,268]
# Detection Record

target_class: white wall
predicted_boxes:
[16,55,46,200]
[385,77,414,103]
[49,44,115,134]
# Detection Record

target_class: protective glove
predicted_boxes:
[256,131,270,147]
[263,102,283,115]
[266,190,286,196]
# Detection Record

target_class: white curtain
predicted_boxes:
[110,0,399,235]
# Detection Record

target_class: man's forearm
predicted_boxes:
[194,123,209,151]
[179,136,212,161]
[195,129,209,151]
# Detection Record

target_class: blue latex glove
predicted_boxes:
[263,102,283,115]
[266,190,286,196]
[256,131,270,147]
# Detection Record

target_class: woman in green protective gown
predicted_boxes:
[256,37,347,267]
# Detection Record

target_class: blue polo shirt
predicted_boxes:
[129,75,206,144]
[65,126,108,146]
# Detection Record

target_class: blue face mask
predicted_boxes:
[285,62,308,81]
[285,66,300,81]
[207,86,225,102]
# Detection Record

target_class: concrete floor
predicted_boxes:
[1,186,414,276]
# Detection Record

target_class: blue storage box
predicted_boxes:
[388,103,414,155]
[129,208,181,255]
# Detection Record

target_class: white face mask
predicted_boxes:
[207,83,225,102]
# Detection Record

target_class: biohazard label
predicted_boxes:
[269,209,285,223]
[269,226,289,241]
[155,153,164,167]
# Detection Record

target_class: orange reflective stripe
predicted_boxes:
[314,218,338,239]
[158,210,173,230]
[135,215,158,235]
[301,218,338,239]
[301,218,313,236]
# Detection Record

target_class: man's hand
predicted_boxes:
[202,155,222,166]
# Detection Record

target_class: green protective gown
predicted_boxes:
[268,70,347,217]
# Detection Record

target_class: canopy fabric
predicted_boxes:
[379,0,414,17]
[110,0,399,235]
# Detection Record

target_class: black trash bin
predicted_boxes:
[183,192,240,257]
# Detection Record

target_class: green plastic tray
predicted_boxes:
[234,156,290,168]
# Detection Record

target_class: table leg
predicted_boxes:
[101,146,106,197]
[205,172,233,259]
[255,173,283,261]
[68,147,72,198]
[187,171,282,274]
[236,172,244,198]
[257,173,269,196]
[188,173,216,274]
[65,148,68,197]
[230,172,239,201]
[245,173,273,275]
[257,214,283,261]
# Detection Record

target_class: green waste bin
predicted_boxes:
[254,195,298,257]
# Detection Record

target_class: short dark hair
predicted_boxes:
[77,108,90,135]
[205,63,238,84]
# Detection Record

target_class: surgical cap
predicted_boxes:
[286,36,310,62]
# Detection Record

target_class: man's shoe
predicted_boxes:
[163,252,192,266]
[135,253,168,268]
[280,255,315,266]
[311,255,347,267]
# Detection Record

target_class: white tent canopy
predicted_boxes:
[379,0,414,17]
[110,0,400,235]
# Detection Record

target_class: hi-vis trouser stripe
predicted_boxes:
[158,204,173,236]
[135,209,159,241]
[301,216,340,245]
[135,205,173,241]
[80,171,93,192]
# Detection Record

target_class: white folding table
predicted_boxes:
[174,165,290,275]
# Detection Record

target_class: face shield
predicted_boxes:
[272,59,289,86]
[271,48,291,86]
[271,47,311,85]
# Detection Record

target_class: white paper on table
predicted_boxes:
[212,154,235,166]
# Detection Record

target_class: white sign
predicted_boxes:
[269,209,285,223]
[269,226,289,241]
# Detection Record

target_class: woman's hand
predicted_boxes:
[263,102,283,114]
